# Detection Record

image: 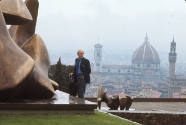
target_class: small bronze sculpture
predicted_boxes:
[97,85,133,110]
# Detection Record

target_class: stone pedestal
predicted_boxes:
[0,91,97,114]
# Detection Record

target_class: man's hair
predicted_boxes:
[77,49,84,55]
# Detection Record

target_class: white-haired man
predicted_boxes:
[72,49,91,98]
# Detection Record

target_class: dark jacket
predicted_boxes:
[74,57,91,83]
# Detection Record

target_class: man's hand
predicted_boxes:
[69,72,73,77]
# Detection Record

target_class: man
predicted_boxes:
[72,49,91,98]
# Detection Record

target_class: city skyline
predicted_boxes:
[49,35,185,65]
[36,0,186,64]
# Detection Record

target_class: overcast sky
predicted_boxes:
[36,0,186,65]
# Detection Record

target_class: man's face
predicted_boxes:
[78,51,84,58]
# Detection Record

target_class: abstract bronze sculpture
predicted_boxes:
[0,0,58,100]
[0,0,33,25]
[9,0,39,46]
[97,85,133,110]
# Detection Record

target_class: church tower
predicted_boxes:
[168,38,178,97]
[169,37,177,79]
[94,43,103,72]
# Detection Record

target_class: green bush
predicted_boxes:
[48,57,74,93]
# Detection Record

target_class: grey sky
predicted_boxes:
[36,0,186,65]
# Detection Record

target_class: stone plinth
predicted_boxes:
[0,91,97,114]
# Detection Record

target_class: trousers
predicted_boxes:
[75,76,86,98]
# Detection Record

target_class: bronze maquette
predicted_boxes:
[97,85,133,110]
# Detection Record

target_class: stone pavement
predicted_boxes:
[131,102,186,112]
[101,102,186,112]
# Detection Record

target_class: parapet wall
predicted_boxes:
[85,97,186,102]
[87,97,186,125]
[108,111,186,125]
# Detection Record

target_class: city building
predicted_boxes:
[168,38,186,97]
[93,43,103,72]
[92,34,163,81]
[86,34,167,97]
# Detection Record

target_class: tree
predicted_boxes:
[48,57,74,93]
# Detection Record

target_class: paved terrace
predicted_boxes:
[86,97,186,112]
[86,98,186,125]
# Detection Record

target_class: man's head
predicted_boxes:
[77,49,84,59]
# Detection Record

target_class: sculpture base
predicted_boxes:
[0,91,97,114]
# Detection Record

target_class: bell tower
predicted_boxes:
[94,43,103,72]
[169,37,177,79]
[168,37,178,97]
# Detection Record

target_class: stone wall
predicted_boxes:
[109,111,186,125]
[85,97,186,102]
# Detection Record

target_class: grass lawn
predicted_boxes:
[0,111,137,125]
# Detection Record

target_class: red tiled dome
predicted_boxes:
[132,34,160,65]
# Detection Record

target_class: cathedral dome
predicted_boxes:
[132,34,160,66]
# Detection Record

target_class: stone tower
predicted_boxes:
[94,43,103,72]
[168,38,178,97]
[169,37,177,79]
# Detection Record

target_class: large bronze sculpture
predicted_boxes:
[0,0,58,100]
[0,0,33,25]
[97,85,133,110]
